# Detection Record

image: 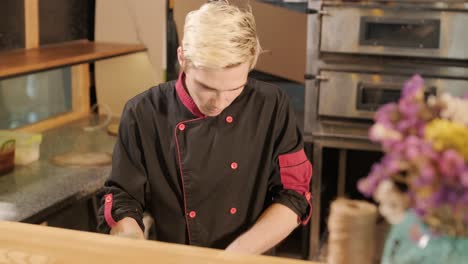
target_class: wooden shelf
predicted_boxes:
[0,40,146,79]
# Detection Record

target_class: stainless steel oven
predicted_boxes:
[305,1,468,141]
[320,6,468,60]
[317,70,468,120]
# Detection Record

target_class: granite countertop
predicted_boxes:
[0,116,117,222]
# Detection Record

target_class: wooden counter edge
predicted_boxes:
[0,221,322,264]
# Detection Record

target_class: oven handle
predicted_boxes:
[318,10,330,16]
[307,9,330,16]
[304,74,329,82]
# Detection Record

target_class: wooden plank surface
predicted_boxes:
[0,40,146,79]
[71,63,91,114]
[24,0,39,49]
[0,221,318,264]
[16,111,90,133]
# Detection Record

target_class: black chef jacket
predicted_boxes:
[97,73,313,249]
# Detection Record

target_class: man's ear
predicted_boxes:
[177,46,186,70]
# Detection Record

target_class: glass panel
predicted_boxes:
[0,68,72,129]
[357,83,437,111]
[360,17,440,49]
[356,82,402,111]
[360,88,401,107]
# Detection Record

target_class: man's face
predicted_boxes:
[184,62,249,117]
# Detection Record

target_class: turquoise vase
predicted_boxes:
[382,211,468,264]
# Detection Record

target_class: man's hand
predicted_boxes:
[225,203,299,254]
[110,217,145,239]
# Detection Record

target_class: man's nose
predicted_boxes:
[213,93,229,109]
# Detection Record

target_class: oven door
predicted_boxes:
[320,7,468,60]
[317,70,468,120]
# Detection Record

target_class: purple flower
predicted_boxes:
[431,187,447,205]
[396,118,418,132]
[417,124,426,137]
[390,140,406,154]
[360,74,468,228]
[462,191,468,204]
[358,153,405,197]
[403,135,421,151]
[405,145,420,161]
[382,140,399,151]
[412,185,448,215]
[438,150,465,180]
[399,99,420,119]
[382,154,401,174]
[419,140,438,160]
[374,103,398,127]
[413,207,426,218]
[358,162,391,197]
[413,197,431,215]
[368,123,402,147]
[446,190,460,204]
[357,179,373,197]
[460,166,468,188]
[402,74,424,98]
[420,165,436,181]
[411,175,433,188]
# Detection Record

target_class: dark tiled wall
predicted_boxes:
[0,0,25,51]
[39,0,95,45]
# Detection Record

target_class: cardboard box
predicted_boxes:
[174,0,307,84]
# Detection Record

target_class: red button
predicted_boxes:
[178,124,186,131]
[230,208,237,215]
[305,192,311,201]
[105,195,112,203]
[230,162,238,170]
[188,211,196,218]
[226,116,233,123]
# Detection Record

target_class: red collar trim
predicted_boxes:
[175,73,205,118]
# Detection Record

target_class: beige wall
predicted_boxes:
[174,0,306,84]
[95,0,166,117]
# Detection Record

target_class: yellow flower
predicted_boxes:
[425,119,468,160]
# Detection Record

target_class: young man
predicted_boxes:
[98,1,312,254]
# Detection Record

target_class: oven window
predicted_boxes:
[357,82,437,111]
[357,87,401,111]
[359,17,440,49]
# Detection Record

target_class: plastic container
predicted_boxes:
[0,137,15,175]
[0,131,42,165]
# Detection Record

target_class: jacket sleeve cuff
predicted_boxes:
[272,189,312,226]
[97,188,145,234]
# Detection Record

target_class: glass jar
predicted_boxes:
[382,211,468,264]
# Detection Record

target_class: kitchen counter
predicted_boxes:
[0,116,116,222]
[0,221,320,264]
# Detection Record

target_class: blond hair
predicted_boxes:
[182,0,261,70]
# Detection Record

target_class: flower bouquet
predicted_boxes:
[357,75,468,263]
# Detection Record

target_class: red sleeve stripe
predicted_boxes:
[104,193,118,228]
[278,149,313,195]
